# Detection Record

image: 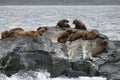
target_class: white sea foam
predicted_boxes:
[0,70,106,80]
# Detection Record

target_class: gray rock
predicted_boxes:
[107,72,120,80]
[99,64,119,74]
[0,35,53,76]
[53,43,68,59]
[44,27,68,43]
[70,61,99,76]
[93,58,105,66]
[50,58,71,77]
[0,27,120,80]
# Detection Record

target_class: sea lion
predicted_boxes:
[58,29,73,43]
[11,30,43,41]
[73,19,87,30]
[37,27,48,32]
[1,28,24,39]
[67,29,84,41]
[1,30,10,39]
[82,29,99,40]
[92,39,108,57]
[56,19,70,28]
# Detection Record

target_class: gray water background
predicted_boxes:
[0,5,120,39]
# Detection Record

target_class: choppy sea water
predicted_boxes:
[0,5,120,40]
[0,5,119,80]
[0,70,106,80]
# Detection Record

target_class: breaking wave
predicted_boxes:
[0,70,106,80]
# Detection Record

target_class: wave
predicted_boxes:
[0,70,106,80]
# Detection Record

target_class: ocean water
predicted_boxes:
[0,5,120,40]
[0,5,119,80]
[0,70,106,80]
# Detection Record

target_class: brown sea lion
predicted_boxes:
[1,28,24,39]
[37,27,48,32]
[57,29,73,43]
[82,29,99,40]
[73,19,87,30]
[9,28,24,34]
[62,22,70,28]
[92,39,108,57]
[11,30,43,41]
[56,19,69,28]
[1,30,10,39]
[36,27,48,35]
[67,29,84,41]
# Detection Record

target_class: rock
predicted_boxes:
[0,35,53,76]
[99,64,119,74]
[50,58,71,77]
[65,39,83,61]
[107,72,120,80]
[0,27,120,80]
[93,58,105,66]
[53,43,68,59]
[70,61,99,77]
[0,52,25,77]
[63,68,87,77]
[98,40,120,79]
[44,27,68,43]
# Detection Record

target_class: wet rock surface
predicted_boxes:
[0,27,120,80]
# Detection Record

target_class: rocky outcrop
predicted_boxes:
[0,27,120,80]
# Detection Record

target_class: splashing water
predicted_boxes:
[0,70,106,80]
